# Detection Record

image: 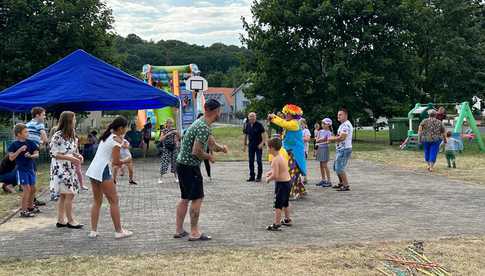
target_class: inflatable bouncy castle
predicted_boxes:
[137,64,202,135]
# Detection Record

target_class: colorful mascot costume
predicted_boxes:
[268,104,307,199]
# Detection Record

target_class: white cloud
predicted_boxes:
[106,0,252,46]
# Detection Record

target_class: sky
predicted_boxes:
[106,0,252,46]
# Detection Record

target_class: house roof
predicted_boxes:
[232,82,252,96]
[205,87,235,106]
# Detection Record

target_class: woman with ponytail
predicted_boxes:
[86,116,133,239]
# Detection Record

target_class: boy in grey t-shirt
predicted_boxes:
[442,131,462,168]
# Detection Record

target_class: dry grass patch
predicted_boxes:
[353,144,485,185]
[0,164,49,220]
[1,237,485,275]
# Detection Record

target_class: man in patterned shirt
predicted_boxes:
[174,99,228,241]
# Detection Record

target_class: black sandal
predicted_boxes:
[332,183,343,189]
[173,230,189,239]
[129,180,138,185]
[188,233,212,241]
[281,218,292,226]
[337,185,351,191]
[266,224,282,231]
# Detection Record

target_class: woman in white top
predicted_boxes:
[50,111,83,229]
[86,116,133,239]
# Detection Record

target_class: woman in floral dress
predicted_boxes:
[50,111,84,229]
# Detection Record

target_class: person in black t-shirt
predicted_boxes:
[243,112,266,182]
[142,118,153,157]
[0,155,17,193]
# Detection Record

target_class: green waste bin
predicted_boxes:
[389,118,408,145]
[388,117,421,145]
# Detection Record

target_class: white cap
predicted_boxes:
[322,118,332,125]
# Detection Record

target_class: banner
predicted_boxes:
[180,89,195,130]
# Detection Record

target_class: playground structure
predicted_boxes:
[403,102,485,151]
[137,64,203,136]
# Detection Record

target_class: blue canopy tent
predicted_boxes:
[0,49,179,112]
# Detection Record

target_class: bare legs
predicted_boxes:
[21,185,32,211]
[90,179,122,232]
[338,172,349,187]
[57,193,78,224]
[113,160,135,183]
[319,161,330,182]
[274,207,290,225]
[175,198,203,238]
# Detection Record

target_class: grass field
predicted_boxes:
[1,236,485,275]
[351,129,485,185]
[0,164,50,221]
[212,126,485,185]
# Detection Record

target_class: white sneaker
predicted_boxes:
[158,178,163,184]
[88,231,98,238]
[115,229,133,239]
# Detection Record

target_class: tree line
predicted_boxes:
[0,0,250,93]
[242,0,485,124]
[2,0,485,126]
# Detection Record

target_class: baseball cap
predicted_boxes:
[322,118,332,125]
[204,99,221,111]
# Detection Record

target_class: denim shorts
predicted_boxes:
[90,165,113,183]
[334,148,352,174]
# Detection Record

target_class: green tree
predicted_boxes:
[402,0,485,103]
[0,0,117,90]
[206,71,225,87]
[114,35,252,81]
[243,0,485,125]
[221,67,251,88]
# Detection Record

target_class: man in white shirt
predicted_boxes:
[328,108,353,191]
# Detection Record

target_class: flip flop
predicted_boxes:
[188,233,212,241]
[173,230,189,239]
[337,185,351,192]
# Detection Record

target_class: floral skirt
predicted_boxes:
[50,160,80,194]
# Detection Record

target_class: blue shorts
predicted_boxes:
[16,170,36,186]
[90,165,113,183]
[334,148,352,174]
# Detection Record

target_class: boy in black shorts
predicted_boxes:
[265,138,292,231]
